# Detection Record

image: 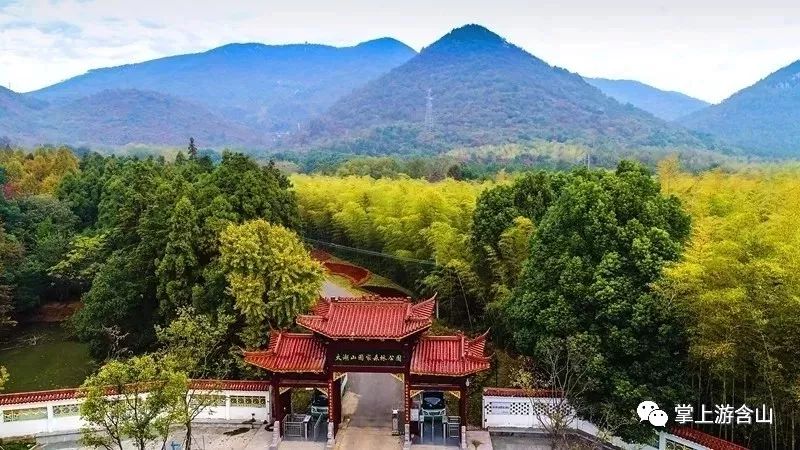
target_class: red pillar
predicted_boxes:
[459,385,468,428]
[270,379,280,424]
[404,375,411,444]
[328,375,338,436]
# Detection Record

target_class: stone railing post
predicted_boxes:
[269,420,281,450]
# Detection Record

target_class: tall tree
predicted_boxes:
[80,354,184,450]
[156,197,200,317]
[507,161,691,442]
[0,218,21,335]
[219,219,323,347]
[156,307,234,450]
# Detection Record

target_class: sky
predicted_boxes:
[2,0,800,103]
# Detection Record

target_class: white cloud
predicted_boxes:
[1,0,799,102]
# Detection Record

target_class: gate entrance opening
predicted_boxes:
[243,296,491,445]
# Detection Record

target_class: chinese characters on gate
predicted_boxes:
[334,351,403,365]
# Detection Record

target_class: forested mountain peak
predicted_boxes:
[428,24,507,48]
[679,58,800,156]
[307,24,708,154]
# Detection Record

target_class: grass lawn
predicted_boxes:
[0,323,95,393]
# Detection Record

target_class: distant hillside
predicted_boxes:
[0,87,46,136]
[8,89,264,147]
[30,39,416,131]
[303,25,710,155]
[679,60,800,157]
[585,78,709,121]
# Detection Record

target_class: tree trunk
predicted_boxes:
[186,420,193,450]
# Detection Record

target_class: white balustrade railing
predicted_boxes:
[0,383,270,440]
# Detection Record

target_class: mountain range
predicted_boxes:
[584,78,709,121]
[1,24,799,158]
[679,60,800,157]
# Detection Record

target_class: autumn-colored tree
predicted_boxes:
[0,146,79,196]
[219,219,323,347]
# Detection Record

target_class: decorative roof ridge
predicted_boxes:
[409,296,436,320]
[272,330,282,352]
[247,332,318,356]
[327,296,411,303]
[421,333,464,340]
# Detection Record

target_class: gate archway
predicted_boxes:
[243,296,490,445]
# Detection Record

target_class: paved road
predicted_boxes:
[344,373,403,426]
[320,280,361,298]
[336,373,403,450]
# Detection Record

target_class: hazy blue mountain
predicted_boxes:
[0,86,46,136]
[30,38,417,131]
[9,89,265,147]
[679,60,800,157]
[585,77,709,121]
[303,24,709,154]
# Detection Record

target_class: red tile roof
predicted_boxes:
[244,332,326,373]
[0,388,80,406]
[0,380,271,406]
[482,387,563,398]
[297,296,435,340]
[410,331,491,376]
[669,426,750,450]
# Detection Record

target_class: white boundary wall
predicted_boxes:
[0,387,271,440]
[482,393,712,450]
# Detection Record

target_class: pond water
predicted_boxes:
[0,323,95,393]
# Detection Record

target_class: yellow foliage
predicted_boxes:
[658,162,800,399]
[291,174,490,265]
[0,147,79,196]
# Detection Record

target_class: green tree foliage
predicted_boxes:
[1,195,79,311]
[507,161,691,442]
[49,233,109,289]
[293,174,486,323]
[156,307,234,450]
[56,152,118,228]
[657,163,800,449]
[219,219,323,347]
[61,150,301,357]
[0,218,21,335]
[294,174,482,262]
[156,197,200,317]
[80,354,185,450]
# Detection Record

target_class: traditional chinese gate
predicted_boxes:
[243,296,491,445]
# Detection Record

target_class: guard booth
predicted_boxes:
[243,296,491,446]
